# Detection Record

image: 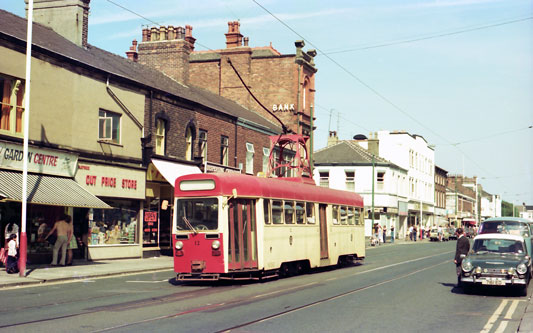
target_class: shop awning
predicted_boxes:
[0,170,111,208]
[151,158,201,187]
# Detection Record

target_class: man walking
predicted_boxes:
[454,228,470,287]
[45,214,73,266]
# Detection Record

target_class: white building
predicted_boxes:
[313,134,408,239]
[357,131,435,232]
[480,191,502,220]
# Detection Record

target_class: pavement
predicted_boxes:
[1,237,531,331]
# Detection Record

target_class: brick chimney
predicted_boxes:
[27,0,90,48]
[368,132,379,156]
[327,131,339,147]
[125,39,138,62]
[136,25,193,85]
[225,21,243,48]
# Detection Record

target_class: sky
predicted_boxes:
[2,0,532,206]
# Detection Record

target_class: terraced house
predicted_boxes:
[0,0,282,262]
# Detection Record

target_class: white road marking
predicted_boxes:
[481,300,508,333]
[504,300,519,320]
[494,320,509,333]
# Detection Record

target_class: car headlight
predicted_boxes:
[212,240,220,250]
[517,263,528,275]
[462,259,473,272]
[474,266,482,274]
[175,241,183,250]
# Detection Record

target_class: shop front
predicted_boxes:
[145,158,200,256]
[74,161,146,260]
[0,141,110,263]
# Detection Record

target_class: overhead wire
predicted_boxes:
[251,0,500,179]
[323,16,533,55]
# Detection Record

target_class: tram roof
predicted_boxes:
[175,173,364,207]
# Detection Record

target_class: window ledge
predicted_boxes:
[98,140,123,147]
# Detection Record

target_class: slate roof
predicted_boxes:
[314,140,406,171]
[0,9,281,134]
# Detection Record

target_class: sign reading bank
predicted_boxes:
[0,142,77,177]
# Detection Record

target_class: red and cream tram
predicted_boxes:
[172,173,365,280]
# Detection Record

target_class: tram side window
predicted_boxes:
[306,202,315,224]
[295,202,305,224]
[332,205,339,225]
[347,207,355,225]
[354,208,361,225]
[264,199,271,225]
[284,201,295,224]
[340,206,347,225]
[272,200,283,224]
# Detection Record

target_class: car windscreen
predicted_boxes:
[473,238,525,254]
[176,198,219,231]
[479,221,530,237]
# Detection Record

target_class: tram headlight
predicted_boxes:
[212,240,220,250]
[462,259,473,272]
[517,263,528,275]
[175,241,184,250]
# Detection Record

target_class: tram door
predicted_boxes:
[228,199,258,270]
[319,204,329,259]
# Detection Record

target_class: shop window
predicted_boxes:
[220,135,229,166]
[284,201,294,224]
[306,202,315,224]
[199,129,207,162]
[295,202,305,224]
[98,109,121,144]
[245,142,254,175]
[272,200,283,224]
[345,170,355,191]
[155,118,166,155]
[0,76,24,135]
[88,201,139,245]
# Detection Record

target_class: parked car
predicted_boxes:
[460,233,531,296]
[448,227,457,240]
[429,227,449,241]
[478,217,533,257]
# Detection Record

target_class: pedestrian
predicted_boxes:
[454,228,470,287]
[413,225,417,242]
[378,225,383,244]
[383,225,387,244]
[6,233,18,274]
[438,225,443,242]
[409,225,414,241]
[390,225,395,243]
[45,214,72,266]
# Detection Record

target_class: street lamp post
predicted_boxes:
[20,0,34,277]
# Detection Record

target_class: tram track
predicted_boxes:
[0,250,453,331]
[92,251,453,332]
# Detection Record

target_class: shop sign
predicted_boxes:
[143,210,159,245]
[272,104,295,113]
[75,162,146,199]
[0,141,77,177]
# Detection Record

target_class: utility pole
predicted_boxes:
[371,154,375,228]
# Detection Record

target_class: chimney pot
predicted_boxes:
[225,21,243,48]
[167,26,175,40]
[159,26,167,40]
[142,28,149,42]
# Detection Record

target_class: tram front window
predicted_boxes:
[176,198,219,231]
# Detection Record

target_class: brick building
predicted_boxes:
[128,21,317,145]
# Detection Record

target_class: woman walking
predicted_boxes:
[6,234,18,274]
